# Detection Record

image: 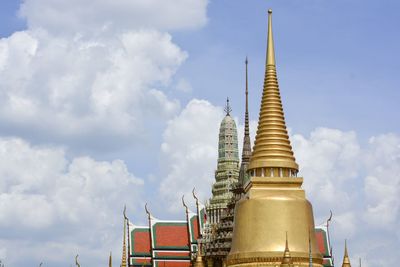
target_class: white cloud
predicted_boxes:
[0,137,143,266]
[19,0,209,35]
[0,29,184,149]
[0,0,211,265]
[363,133,400,227]
[291,129,400,267]
[159,99,223,211]
[175,78,193,93]
[0,0,211,152]
[292,128,361,211]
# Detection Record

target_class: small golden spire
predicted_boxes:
[248,9,299,177]
[342,240,351,267]
[121,206,128,267]
[281,232,293,266]
[109,252,112,267]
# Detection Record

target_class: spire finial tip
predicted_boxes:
[224,97,232,115]
[268,9,272,14]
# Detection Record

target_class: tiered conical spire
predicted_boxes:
[248,9,298,178]
[342,240,351,267]
[239,57,252,186]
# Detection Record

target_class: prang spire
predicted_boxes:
[239,57,252,186]
[248,9,298,178]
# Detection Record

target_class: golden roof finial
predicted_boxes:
[182,195,189,214]
[342,240,351,267]
[109,252,112,267]
[248,9,299,176]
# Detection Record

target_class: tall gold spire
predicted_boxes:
[248,9,298,177]
[342,240,351,267]
[121,207,128,267]
[227,10,323,267]
[109,252,112,267]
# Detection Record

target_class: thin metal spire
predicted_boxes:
[121,206,127,267]
[239,57,252,186]
[309,230,313,267]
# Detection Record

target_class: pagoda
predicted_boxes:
[227,9,323,267]
[202,98,240,267]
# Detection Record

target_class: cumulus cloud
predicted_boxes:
[158,99,223,211]
[0,0,211,152]
[0,29,184,149]
[0,0,211,265]
[0,137,143,266]
[363,133,400,227]
[292,128,361,219]
[292,129,400,266]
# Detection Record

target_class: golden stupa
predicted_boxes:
[227,10,323,267]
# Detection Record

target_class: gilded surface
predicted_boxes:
[248,9,298,174]
[227,10,323,267]
[341,241,351,267]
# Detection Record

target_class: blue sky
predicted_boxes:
[0,0,399,266]
[173,0,400,139]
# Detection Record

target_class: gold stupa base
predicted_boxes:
[227,177,323,267]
